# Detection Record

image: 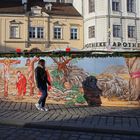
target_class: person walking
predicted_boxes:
[35,59,51,111]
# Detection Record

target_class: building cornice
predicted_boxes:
[50,41,69,44]
[5,40,71,44]
[5,40,47,43]
[84,15,140,22]
[51,15,83,20]
[0,14,25,17]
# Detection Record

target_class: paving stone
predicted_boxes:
[20,102,27,110]
[14,102,21,110]
[14,111,29,119]
[1,100,140,137]
[106,116,114,126]
[98,116,107,126]
[136,118,140,127]
[68,137,78,140]
[7,102,16,110]
[80,135,92,139]
[92,136,102,140]
[26,103,32,110]
[130,118,139,128]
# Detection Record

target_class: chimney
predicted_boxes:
[22,0,27,4]
[22,0,27,12]
[45,3,52,11]
[24,3,27,12]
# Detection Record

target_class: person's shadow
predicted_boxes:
[82,76,102,106]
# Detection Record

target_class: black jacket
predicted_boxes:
[35,65,51,89]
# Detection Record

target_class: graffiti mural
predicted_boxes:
[0,56,140,107]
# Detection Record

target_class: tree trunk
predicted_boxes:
[125,57,140,101]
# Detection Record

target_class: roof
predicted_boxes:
[0,0,82,17]
[43,3,81,17]
[0,1,24,14]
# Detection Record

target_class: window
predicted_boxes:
[88,26,95,38]
[54,26,62,39]
[127,0,135,12]
[70,27,78,40]
[29,27,44,39]
[56,0,65,3]
[113,25,121,37]
[89,0,95,13]
[10,25,20,38]
[112,0,120,11]
[128,26,135,38]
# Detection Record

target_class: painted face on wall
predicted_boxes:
[17,71,21,77]
[25,58,30,66]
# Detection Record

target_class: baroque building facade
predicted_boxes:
[0,0,83,52]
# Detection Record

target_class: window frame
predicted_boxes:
[127,0,135,13]
[89,0,95,13]
[10,24,20,39]
[113,25,121,38]
[128,26,135,38]
[29,27,44,39]
[88,26,95,38]
[70,26,78,40]
[56,0,65,3]
[53,26,62,40]
[112,0,120,11]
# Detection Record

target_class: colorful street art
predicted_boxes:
[0,56,140,107]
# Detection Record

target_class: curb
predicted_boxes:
[25,122,140,136]
[1,119,139,136]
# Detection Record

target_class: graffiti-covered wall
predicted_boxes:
[0,56,140,107]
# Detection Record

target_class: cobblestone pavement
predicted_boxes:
[0,100,140,136]
[0,125,140,140]
[0,100,140,117]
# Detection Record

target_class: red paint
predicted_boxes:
[130,71,140,79]
[16,48,21,53]
[66,47,71,52]
[16,73,27,97]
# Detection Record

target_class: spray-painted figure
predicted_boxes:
[0,59,20,97]
[16,71,27,99]
[25,57,40,96]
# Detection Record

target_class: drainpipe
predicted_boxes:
[27,12,30,49]
[47,15,50,48]
[120,0,123,45]
[108,0,111,46]
[82,0,84,49]
[134,11,137,44]
[23,1,30,49]
[24,5,30,50]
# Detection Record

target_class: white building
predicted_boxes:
[73,0,140,50]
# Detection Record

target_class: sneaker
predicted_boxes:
[35,103,41,110]
[40,107,48,112]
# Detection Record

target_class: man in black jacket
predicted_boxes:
[35,59,51,111]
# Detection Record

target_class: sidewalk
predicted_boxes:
[0,99,140,136]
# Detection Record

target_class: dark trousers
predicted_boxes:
[38,86,48,107]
